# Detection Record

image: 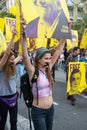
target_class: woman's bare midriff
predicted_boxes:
[32,96,53,109]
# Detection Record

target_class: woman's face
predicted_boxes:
[8,55,15,65]
[39,53,51,68]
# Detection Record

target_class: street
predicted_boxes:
[6,69,87,130]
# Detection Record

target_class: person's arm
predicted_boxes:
[20,17,35,81]
[50,39,65,69]
[0,29,16,69]
[21,36,35,81]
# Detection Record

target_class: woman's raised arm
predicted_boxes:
[0,28,17,68]
[50,39,66,69]
[20,17,35,80]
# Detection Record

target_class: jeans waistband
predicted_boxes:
[32,104,54,110]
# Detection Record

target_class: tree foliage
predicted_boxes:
[0,11,16,18]
[81,0,87,2]
[72,13,87,40]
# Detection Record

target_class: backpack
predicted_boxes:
[20,69,39,130]
[20,69,39,108]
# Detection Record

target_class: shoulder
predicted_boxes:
[80,57,84,61]
[31,69,39,83]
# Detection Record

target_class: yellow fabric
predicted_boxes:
[5,17,19,43]
[0,30,7,54]
[0,18,5,33]
[5,17,16,42]
[50,38,59,48]
[10,6,16,16]
[80,29,87,49]
[66,30,78,51]
[61,0,70,22]
[20,0,70,39]
[67,62,87,95]
[16,0,20,41]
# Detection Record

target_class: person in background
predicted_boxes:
[80,48,87,95]
[80,48,87,62]
[66,46,80,105]
[0,28,20,130]
[21,16,65,130]
[16,52,24,78]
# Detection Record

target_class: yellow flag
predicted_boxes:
[0,18,5,33]
[66,30,78,51]
[5,17,20,43]
[80,29,87,49]
[67,62,87,95]
[28,38,47,51]
[20,0,71,39]
[16,0,20,41]
[0,30,7,54]
[5,17,16,42]
[10,6,16,16]
[61,0,70,22]
[50,38,59,48]
[35,38,47,49]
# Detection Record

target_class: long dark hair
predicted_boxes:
[0,51,17,79]
[34,57,54,87]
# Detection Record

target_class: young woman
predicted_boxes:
[0,29,20,130]
[21,17,65,130]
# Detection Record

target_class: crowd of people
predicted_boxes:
[0,10,87,130]
[0,26,87,130]
[0,15,65,130]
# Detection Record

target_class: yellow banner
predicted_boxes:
[66,30,78,51]
[67,62,87,95]
[5,17,16,42]
[61,0,70,21]
[5,17,19,43]
[0,30,7,54]
[80,29,87,49]
[18,38,47,53]
[50,38,59,48]
[25,38,59,52]
[0,18,5,33]
[20,0,71,39]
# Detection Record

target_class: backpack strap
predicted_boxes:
[31,69,39,83]
[28,108,32,130]
[36,83,38,105]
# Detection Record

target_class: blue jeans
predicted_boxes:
[31,104,54,130]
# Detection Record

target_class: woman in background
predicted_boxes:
[0,28,20,130]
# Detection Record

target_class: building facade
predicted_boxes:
[67,0,83,21]
[0,0,15,12]
[83,1,87,13]
[0,0,85,21]
[0,0,7,11]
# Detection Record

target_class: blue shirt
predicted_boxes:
[0,69,17,96]
[80,57,87,62]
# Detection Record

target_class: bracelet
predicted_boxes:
[21,32,26,37]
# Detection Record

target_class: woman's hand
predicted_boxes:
[11,26,17,37]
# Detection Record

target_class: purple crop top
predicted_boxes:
[32,70,52,98]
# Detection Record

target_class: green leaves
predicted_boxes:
[0,11,16,18]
